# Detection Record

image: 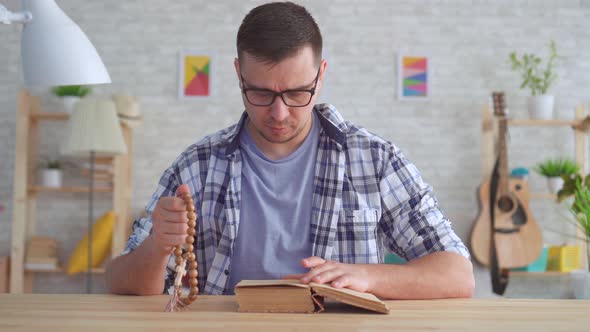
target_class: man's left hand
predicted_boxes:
[283,256,374,293]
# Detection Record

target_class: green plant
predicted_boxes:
[533,158,579,177]
[51,85,91,98]
[568,181,590,270]
[508,40,559,96]
[39,158,62,170]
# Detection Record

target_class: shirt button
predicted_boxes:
[224,269,230,275]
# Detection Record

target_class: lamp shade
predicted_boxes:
[61,98,127,156]
[20,0,111,88]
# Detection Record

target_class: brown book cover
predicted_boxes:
[235,279,390,314]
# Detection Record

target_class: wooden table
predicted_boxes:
[0,294,588,331]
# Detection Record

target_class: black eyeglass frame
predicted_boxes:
[240,67,321,107]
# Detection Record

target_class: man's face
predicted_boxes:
[235,46,326,146]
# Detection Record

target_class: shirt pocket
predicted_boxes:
[335,208,380,263]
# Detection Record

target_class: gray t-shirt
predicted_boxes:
[227,113,320,293]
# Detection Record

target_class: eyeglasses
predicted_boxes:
[240,67,320,107]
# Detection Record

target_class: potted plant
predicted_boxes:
[508,40,559,119]
[533,158,579,194]
[557,177,590,299]
[51,85,92,113]
[39,158,63,188]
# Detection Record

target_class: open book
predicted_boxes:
[234,279,390,314]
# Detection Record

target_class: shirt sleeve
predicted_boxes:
[120,162,182,294]
[378,145,470,261]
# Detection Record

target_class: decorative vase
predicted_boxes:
[41,169,62,188]
[571,269,590,299]
[547,176,564,194]
[61,96,81,114]
[527,95,554,120]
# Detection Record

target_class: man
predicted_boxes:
[106,2,474,299]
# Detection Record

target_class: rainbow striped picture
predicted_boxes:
[398,55,429,100]
[178,52,212,99]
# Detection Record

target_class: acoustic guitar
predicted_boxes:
[471,92,543,271]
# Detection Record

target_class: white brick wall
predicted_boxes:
[1,0,588,297]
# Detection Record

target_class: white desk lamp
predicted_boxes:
[1,0,111,88]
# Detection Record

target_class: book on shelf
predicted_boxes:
[234,279,390,314]
[24,237,59,270]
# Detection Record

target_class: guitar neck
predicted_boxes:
[497,118,509,196]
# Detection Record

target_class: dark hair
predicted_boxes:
[237,2,322,66]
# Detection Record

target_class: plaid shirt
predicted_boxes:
[122,103,469,295]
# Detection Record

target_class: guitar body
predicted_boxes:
[471,177,543,268]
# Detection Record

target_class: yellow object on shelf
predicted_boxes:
[66,211,116,275]
[546,245,581,272]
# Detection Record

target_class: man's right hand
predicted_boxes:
[150,184,192,255]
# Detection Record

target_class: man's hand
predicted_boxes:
[283,256,375,293]
[150,184,192,255]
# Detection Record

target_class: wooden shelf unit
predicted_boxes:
[481,103,589,273]
[10,90,135,293]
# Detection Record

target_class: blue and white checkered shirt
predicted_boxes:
[122,103,469,295]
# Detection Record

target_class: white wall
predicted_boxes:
[1,0,588,296]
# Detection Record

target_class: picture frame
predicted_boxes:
[178,51,213,99]
[397,54,430,100]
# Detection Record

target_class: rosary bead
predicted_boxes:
[189,278,198,287]
[175,256,183,265]
[185,244,194,253]
[189,270,198,278]
[187,228,195,236]
[185,235,195,244]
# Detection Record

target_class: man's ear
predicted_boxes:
[234,57,241,87]
[317,59,328,90]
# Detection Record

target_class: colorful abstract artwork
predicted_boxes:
[398,55,429,100]
[179,53,211,98]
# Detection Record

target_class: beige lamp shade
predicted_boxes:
[61,98,127,156]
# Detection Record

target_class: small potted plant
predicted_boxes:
[533,158,579,194]
[39,158,63,188]
[508,40,559,119]
[51,85,92,113]
[557,177,590,299]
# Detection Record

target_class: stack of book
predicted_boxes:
[235,279,390,314]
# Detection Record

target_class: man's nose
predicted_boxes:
[270,95,289,122]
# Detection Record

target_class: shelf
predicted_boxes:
[507,119,577,127]
[28,186,113,194]
[25,267,105,274]
[31,112,69,121]
[510,271,569,277]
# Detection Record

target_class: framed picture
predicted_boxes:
[178,52,212,99]
[397,54,430,100]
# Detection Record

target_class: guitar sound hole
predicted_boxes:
[497,197,514,212]
[515,184,522,191]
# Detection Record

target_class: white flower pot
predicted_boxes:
[61,96,81,114]
[546,176,564,194]
[571,270,590,299]
[41,169,62,188]
[527,95,554,120]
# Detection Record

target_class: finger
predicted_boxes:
[176,184,191,198]
[330,274,351,289]
[282,274,305,280]
[301,256,326,269]
[308,267,344,285]
[158,209,189,224]
[161,221,189,235]
[156,233,187,248]
[301,261,338,283]
[159,197,188,212]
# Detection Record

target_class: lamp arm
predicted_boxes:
[0,3,32,24]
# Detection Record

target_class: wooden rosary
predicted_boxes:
[164,191,198,312]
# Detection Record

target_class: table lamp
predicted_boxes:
[1,0,111,88]
[61,98,126,293]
